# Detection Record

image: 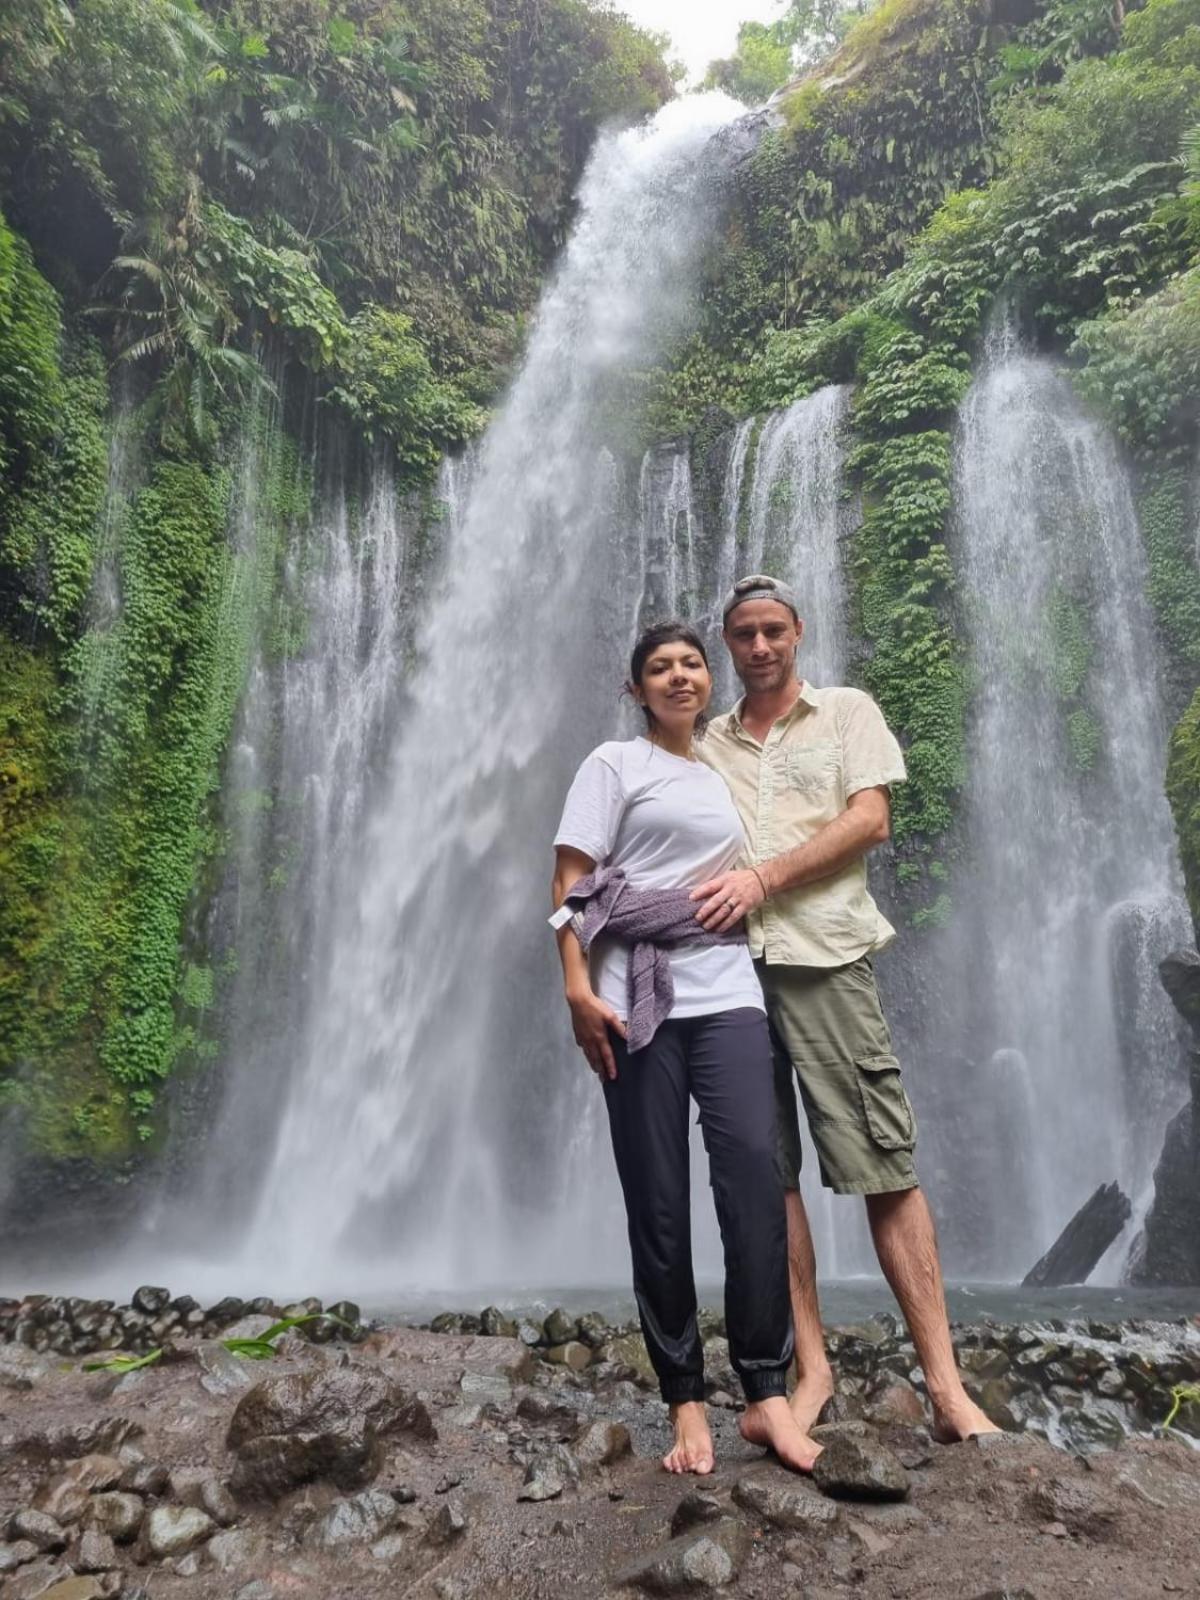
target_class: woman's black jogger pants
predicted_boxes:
[602,1006,793,1405]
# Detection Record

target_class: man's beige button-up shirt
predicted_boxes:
[699,682,907,969]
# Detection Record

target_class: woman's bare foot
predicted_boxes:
[738,1396,822,1473]
[788,1364,835,1436]
[663,1402,715,1475]
[930,1393,1002,1443]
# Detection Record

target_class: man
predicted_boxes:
[693,573,996,1443]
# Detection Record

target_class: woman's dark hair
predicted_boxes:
[626,620,711,739]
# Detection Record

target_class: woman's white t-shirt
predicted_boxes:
[553,737,765,1022]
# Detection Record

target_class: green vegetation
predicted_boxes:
[1167,688,1200,937]
[0,0,673,1159]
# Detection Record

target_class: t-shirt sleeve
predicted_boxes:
[840,691,907,796]
[553,749,625,864]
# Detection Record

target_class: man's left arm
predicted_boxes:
[692,787,890,932]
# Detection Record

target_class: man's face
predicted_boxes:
[723,598,804,695]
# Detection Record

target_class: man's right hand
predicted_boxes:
[567,988,627,1081]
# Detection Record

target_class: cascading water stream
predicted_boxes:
[926,331,1191,1280]
[231,96,747,1293]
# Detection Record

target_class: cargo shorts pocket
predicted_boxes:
[855,1054,916,1151]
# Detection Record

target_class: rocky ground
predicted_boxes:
[1,1292,1199,1600]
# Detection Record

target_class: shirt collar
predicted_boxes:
[731,680,821,739]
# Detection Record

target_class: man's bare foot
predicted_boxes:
[930,1393,1002,1443]
[788,1364,835,1435]
[663,1402,715,1475]
[738,1396,822,1473]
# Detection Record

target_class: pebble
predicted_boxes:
[8,1510,68,1553]
[146,1504,216,1558]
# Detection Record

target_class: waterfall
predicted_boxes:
[220,95,746,1294]
[922,334,1191,1280]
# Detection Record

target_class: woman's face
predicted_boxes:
[634,639,712,730]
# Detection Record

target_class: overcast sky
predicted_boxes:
[618,0,784,83]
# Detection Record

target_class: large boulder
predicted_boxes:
[1128,963,1200,1289]
[226,1366,434,1500]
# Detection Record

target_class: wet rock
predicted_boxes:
[146,1504,215,1558]
[83,1494,144,1544]
[74,1530,116,1573]
[812,1432,910,1502]
[1023,1182,1132,1288]
[0,1541,38,1573]
[305,1490,399,1550]
[732,1476,840,1529]
[8,1511,68,1554]
[425,1499,467,1546]
[576,1312,610,1348]
[479,1307,517,1339]
[195,1341,253,1397]
[117,1463,168,1498]
[227,1367,435,1499]
[670,1493,723,1537]
[616,1519,751,1593]
[545,1340,591,1371]
[544,1308,579,1345]
[131,1287,170,1316]
[815,1391,866,1425]
[206,1528,269,1573]
[515,1318,545,1347]
[596,1333,656,1388]
[811,1420,869,1443]
[865,1379,926,1427]
[572,1419,632,1470]
[977,1378,1020,1431]
[1058,1406,1126,1453]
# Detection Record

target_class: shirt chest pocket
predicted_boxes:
[783,742,839,795]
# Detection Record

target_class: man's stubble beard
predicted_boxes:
[738,658,797,696]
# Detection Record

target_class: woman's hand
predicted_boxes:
[690,866,767,933]
[567,986,627,1081]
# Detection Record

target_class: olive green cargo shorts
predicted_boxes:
[757,957,919,1196]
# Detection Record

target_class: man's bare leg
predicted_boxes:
[784,1189,835,1433]
[865,1186,999,1441]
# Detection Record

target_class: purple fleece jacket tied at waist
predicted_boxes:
[564,865,747,1053]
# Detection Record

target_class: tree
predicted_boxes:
[703,0,865,106]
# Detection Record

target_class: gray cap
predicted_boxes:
[722,572,800,624]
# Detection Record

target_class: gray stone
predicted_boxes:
[515,1318,545,1347]
[596,1332,656,1387]
[370,1532,409,1561]
[616,1519,751,1593]
[0,1542,39,1573]
[74,1531,116,1572]
[195,1341,253,1397]
[61,1457,123,1494]
[83,1495,144,1544]
[811,1432,910,1502]
[957,1347,1010,1381]
[459,1371,512,1405]
[206,1528,269,1573]
[572,1418,632,1470]
[305,1490,399,1550]
[425,1499,467,1546]
[227,1366,435,1499]
[576,1312,611,1348]
[544,1340,591,1371]
[669,1493,723,1538]
[518,1460,566,1501]
[732,1476,840,1529]
[146,1504,215,1559]
[811,1420,869,1443]
[8,1511,68,1554]
[117,1463,168,1497]
[1027,1475,1120,1539]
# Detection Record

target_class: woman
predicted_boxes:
[550,621,820,1476]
